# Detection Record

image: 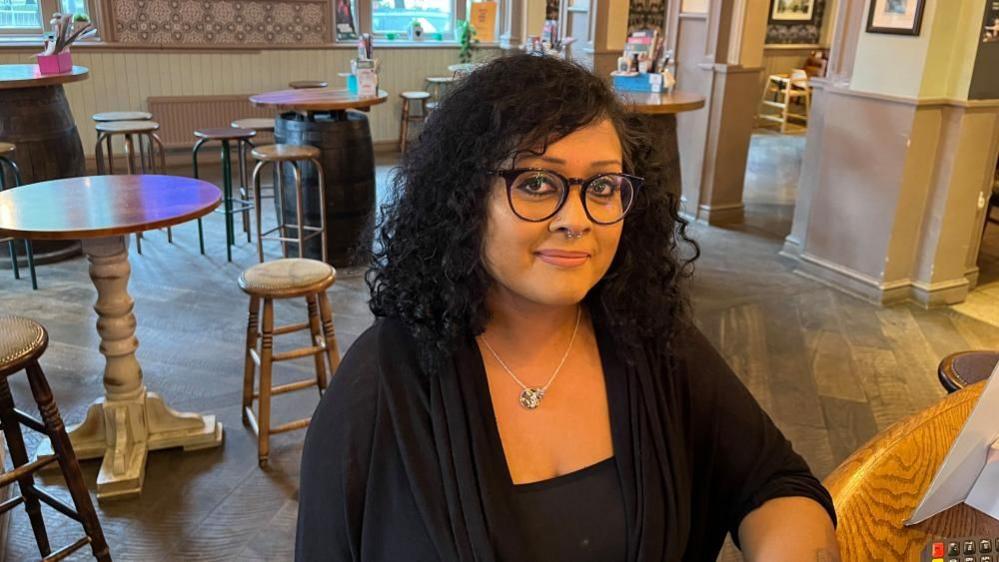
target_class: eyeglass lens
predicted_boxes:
[508,170,635,224]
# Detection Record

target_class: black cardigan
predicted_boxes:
[296,316,836,561]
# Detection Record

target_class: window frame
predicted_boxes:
[355,0,469,43]
[0,0,96,38]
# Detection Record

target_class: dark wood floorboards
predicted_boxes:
[1,137,997,561]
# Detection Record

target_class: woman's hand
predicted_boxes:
[737,496,840,562]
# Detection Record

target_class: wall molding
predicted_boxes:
[821,81,999,109]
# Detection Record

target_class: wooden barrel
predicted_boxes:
[273,111,376,267]
[0,84,85,265]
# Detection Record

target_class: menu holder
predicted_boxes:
[907,362,999,524]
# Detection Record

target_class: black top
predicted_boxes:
[510,457,627,562]
[296,316,836,561]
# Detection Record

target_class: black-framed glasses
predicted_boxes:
[489,168,643,225]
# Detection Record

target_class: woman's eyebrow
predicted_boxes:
[533,156,622,167]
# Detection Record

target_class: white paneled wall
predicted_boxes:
[0,48,498,156]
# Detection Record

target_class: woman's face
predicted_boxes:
[482,118,625,308]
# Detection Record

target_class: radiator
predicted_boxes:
[146,95,276,149]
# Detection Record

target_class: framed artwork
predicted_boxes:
[770,0,816,22]
[866,0,926,36]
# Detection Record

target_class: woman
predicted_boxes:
[297,54,839,561]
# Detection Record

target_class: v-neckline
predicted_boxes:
[465,313,628,488]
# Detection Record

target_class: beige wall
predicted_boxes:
[850,0,938,97]
[919,0,984,100]
[0,47,498,158]
[681,0,709,14]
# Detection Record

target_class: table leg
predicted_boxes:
[35,235,223,501]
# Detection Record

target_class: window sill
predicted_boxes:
[0,38,499,51]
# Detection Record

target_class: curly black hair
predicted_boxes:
[367,54,699,370]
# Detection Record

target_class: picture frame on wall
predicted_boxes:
[866,0,926,36]
[770,0,816,22]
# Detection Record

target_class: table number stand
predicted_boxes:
[36,236,223,500]
[908,362,999,524]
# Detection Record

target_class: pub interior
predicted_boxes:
[0,0,998,560]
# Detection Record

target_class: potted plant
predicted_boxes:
[456,19,478,64]
[408,19,424,40]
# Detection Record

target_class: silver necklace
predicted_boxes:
[479,307,582,410]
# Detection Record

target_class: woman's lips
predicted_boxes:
[535,249,591,268]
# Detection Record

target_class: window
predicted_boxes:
[0,0,91,36]
[371,0,454,36]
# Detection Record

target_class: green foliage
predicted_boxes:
[456,19,478,64]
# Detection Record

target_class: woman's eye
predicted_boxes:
[518,175,558,194]
[589,179,618,197]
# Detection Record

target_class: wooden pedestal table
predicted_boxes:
[0,64,89,265]
[0,175,225,501]
[824,382,999,560]
[617,90,706,199]
[249,88,388,266]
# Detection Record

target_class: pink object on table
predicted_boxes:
[36,52,73,75]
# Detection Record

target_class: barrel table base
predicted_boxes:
[0,84,87,263]
[34,235,223,501]
[273,111,376,267]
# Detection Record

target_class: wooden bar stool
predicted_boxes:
[250,144,327,263]
[0,143,37,290]
[424,76,456,112]
[289,80,328,89]
[399,91,431,153]
[239,259,341,466]
[94,120,169,254]
[0,315,110,560]
[192,127,257,262]
[231,117,276,205]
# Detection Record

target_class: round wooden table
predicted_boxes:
[0,64,90,265]
[0,175,224,501]
[250,88,389,266]
[617,89,706,200]
[824,382,999,560]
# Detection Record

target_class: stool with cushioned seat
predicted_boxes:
[238,258,341,466]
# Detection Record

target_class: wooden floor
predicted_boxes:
[1,136,997,561]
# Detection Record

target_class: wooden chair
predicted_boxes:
[192,127,257,262]
[758,69,811,133]
[0,315,110,561]
[0,143,36,290]
[937,350,998,393]
[250,144,327,264]
[238,259,341,467]
[399,91,431,153]
[94,120,169,254]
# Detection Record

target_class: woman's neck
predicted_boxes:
[482,288,582,350]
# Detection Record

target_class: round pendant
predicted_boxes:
[519,388,545,410]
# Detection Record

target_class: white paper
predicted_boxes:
[906,362,999,525]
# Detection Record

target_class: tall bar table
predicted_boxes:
[0,175,225,500]
[249,87,388,267]
[0,64,89,264]
[617,90,706,200]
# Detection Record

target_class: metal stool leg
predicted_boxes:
[291,161,305,259]
[149,132,173,243]
[238,139,250,240]
[311,158,328,264]
[252,160,267,263]
[221,139,234,262]
[123,134,142,254]
[192,138,208,255]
